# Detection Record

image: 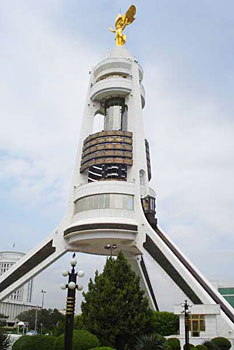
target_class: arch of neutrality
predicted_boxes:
[1,5,234,337]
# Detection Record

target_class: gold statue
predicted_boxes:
[109,5,136,46]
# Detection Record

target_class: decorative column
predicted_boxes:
[60,253,84,350]
[182,300,191,350]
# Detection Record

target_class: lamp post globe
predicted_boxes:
[60,283,67,290]
[68,281,76,290]
[70,257,77,266]
[77,284,83,291]
[78,270,84,278]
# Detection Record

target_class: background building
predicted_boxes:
[0,251,35,326]
[173,304,231,347]
[219,287,234,309]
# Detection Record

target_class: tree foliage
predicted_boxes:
[202,341,218,350]
[0,329,11,350]
[55,330,100,350]
[0,313,8,328]
[17,308,65,332]
[134,334,166,350]
[91,348,115,350]
[81,252,155,350]
[0,314,10,350]
[211,338,232,350]
[166,338,181,350]
[196,345,208,350]
[151,311,179,336]
[12,335,56,350]
[183,344,195,350]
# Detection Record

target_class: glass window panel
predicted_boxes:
[112,193,118,208]
[193,321,199,331]
[192,331,199,337]
[123,195,128,209]
[104,194,110,208]
[75,194,134,212]
[93,195,98,210]
[99,194,104,209]
[115,194,122,209]
[200,320,205,331]
[82,197,88,211]
[128,196,133,210]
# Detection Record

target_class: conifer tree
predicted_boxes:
[81,252,154,350]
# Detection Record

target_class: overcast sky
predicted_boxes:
[0,1,234,312]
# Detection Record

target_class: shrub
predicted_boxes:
[167,338,181,350]
[211,338,232,350]
[12,335,56,350]
[196,345,207,350]
[0,329,11,350]
[134,334,166,350]
[55,329,100,350]
[203,341,218,350]
[183,344,195,350]
[91,348,115,350]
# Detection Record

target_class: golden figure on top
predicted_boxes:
[109,5,136,46]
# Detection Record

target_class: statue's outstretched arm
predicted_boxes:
[109,26,116,33]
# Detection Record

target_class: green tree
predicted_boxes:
[17,308,65,332]
[74,314,84,329]
[0,314,10,350]
[0,313,8,328]
[81,252,155,350]
[151,311,179,336]
[0,329,11,350]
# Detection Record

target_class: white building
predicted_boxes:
[0,251,35,325]
[173,304,234,347]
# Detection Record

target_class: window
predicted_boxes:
[74,193,134,213]
[190,315,205,337]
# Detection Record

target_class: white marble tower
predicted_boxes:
[0,43,234,339]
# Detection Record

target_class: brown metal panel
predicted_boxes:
[84,130,132,143]
[83,136,133,151]
[83,143,132,157]
[81,150,133,165]
[80,157,133,173]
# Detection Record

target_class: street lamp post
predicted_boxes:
[104,244,117,258]
[181,300,191,350]
[41,290,46,309]
[60,253,84,350]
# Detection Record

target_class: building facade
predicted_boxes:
[0,251,34,325]
[174,304,234,347]
[219,288,234,309]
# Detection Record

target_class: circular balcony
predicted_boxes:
[90,77,132,101]
[64,218,140,256]
[93,58,132,82]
